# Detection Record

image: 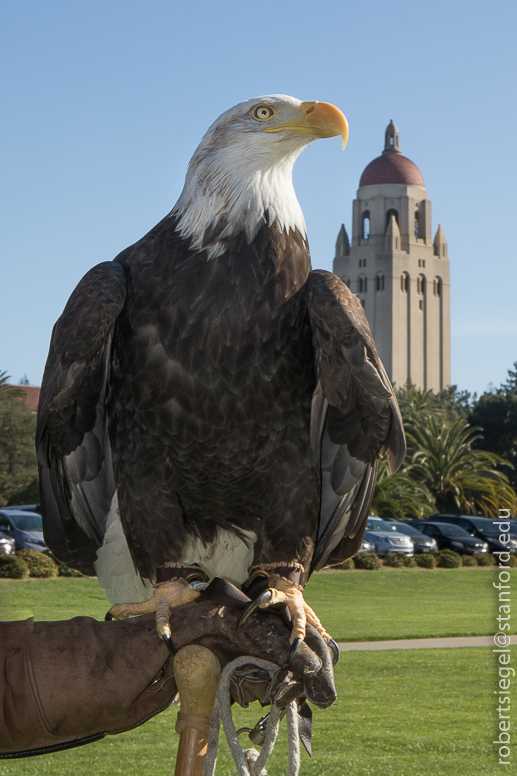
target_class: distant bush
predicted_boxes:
[333,558,355,570]
[436,549,462,568]
[383,552,408,568]
[415,553,437,569]
[57,562,83,577]
[474,553,495,567]
[16,549,58,578]
[44,550,83,577]
[0,554,29,578]
[404,557,417,568]
[353,552,382,570]
[461,554,477,566]
[507,554,517,568]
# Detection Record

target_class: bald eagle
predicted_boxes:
[37,95,405,653]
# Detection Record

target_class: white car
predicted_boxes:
[364,517,414,557]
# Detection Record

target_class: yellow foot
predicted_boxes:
[258,574,331,645]
[109,578,201,645]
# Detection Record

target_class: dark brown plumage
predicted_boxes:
[37,212,404,584]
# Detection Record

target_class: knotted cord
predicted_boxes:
[204,656,300,776]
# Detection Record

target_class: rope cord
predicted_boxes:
[204,656,300,776]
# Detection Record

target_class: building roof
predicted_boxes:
[7,385,41,411]
[359,120,425,187]
[359,152,425,187]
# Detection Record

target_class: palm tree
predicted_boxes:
[405,416,517,517]
[372,457,435,520]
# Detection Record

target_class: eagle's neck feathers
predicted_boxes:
[171,132,307,260]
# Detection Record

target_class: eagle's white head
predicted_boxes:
[172,95,348,259]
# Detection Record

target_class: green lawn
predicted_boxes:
[0,648,508,776]
[304,567,517,641]
[1,567,514,641]
[0,577,109,622]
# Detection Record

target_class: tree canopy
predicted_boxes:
[374,376,517,520]
[468,362,517,491]
[0,372,39,506]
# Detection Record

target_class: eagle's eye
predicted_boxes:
[253,105,274,121]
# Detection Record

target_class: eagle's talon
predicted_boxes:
[161,633,177,656]
[328,637,340,666]
[237,590,273,628]
[283,637,302,667]
[108,578,200,642]
[252,573,331,648]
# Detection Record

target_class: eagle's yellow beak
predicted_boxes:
[264,101,348,150]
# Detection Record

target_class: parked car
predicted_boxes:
[425,514,517,554]
[3,504,41,514]
[0,510,47,552]
[364,517,414,557]
[0,532,15,555]
[385,521,438,553]
[359,538,375,553]
[416,522,488,555]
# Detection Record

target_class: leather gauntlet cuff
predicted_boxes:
[155,563,208,585]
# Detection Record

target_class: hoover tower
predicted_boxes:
[333,121,451,391]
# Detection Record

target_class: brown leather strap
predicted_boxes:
[244,565,303,598]
[155,564,208,584]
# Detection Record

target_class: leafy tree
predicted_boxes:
[371,457,435,520]
[374,383,517,520]
[469,361,517,491]
[0,372,39,506]
[405,415,516,517]
[396,384,473,427]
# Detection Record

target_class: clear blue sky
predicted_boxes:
[1,0,515,396]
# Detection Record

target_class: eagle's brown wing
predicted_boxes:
[37,261,126,574]
[306,270,405,570]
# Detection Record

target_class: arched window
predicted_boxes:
[376,274,385,291]
[358,276,368,294]
[362,211,370,239]
[344,277,350,288]
[433,277,442,296]
[400,272,409,293]
[385,208,399,229]
[417,274,426,295]
[414,211,420,238]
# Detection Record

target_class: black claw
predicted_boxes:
[283,637,302,667]
[237,590,273,628]
[161,633,177,656]
[104,611,114,621]
[328,637,340,666]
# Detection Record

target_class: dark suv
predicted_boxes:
[417,522,487,555]
[425,514,517,554]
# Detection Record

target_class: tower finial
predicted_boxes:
[383,120,400,155]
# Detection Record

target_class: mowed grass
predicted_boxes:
[0,577,110,622]
[0,648,506,776]
[304,567,517,641]
[1,567,514,641]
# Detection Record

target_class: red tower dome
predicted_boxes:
[359,121,425,187]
